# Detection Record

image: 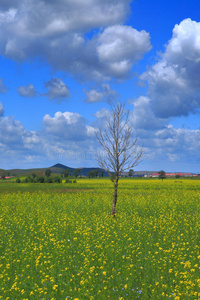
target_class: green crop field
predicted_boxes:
[0,179,199,299]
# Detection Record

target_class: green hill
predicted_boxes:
[3,163,108,177]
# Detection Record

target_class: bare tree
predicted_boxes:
[96,102,143,216]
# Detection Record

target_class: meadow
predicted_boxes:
[0,178,199,299]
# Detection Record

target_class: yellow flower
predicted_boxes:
[53,284,58,290]
[169,269,173,273]
[184,261,191,268]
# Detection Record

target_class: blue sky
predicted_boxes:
[0,0,200,172]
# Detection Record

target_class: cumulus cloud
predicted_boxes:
[18,84,36,97]
[154,125,200,159]
[42,110,98,164]
[0,116,26,148]
[92,106,114,129]
[94,107,110,118]
[0,103,199,170]
[0,99,101,168]
[84,84,118,103]
[0,0,130,38]
[97,25,151,78]
[84,89,103,103]
[137,123,200,171]
[141,18,200,118]
[44,78,70,101]
[43,111,96,141]
[130,96,167,130]
[0,0,151,81]
[0,107,46,168]
[0,107,98,168]
[0,117,40,154]
[22,131,41,149]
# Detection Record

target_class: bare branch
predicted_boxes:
[95,102,144,215]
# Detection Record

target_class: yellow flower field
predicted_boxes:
[0,179,199,299]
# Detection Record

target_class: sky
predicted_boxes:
[0,0,200,173]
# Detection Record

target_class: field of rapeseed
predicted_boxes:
[0,179,199,299]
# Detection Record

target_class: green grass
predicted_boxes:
[0,179,199,299]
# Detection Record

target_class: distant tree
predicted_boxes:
[94,169,100,177]
[158,170,166,181]
[32,173,37,178]
[128,169,134,177]
[16,178,21,183]
[88,170,100,178]
[96,102,143,216]
[175,174,181,178]
[101,170,104,177]
[88,170,95,178]
[1,173,6,180]
[45,177,53,183]
[65,178,72,183]
[52,176,62,183]
[45,169,51,177]
[27,175,34,182]
[36,176,45,183]
[73,169,81,178]
[62,169,71,178]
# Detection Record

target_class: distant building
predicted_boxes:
[151,173,159,178]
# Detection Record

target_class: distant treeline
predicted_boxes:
[15,169,77,183]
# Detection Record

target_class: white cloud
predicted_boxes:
[41,110,98,164]
[86,125,97,136]
[44,78,70,101]
[44,111,81,127]
[84,84,118,103]
[22,131,41,149]
[84,89,103,103]
[0,116,25,145]
[94,107,110,118]
[141,18,200,118]
[0,103,199,171]
[130,96,167,130]
[0,1,151,81]
[43,111,96,141]
[18,84,36,97]
[139,124,200,171]
[0,113,46,168]
[97,25,151,78]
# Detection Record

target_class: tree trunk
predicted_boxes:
[111,176,119,216]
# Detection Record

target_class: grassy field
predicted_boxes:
[0,179,199,299]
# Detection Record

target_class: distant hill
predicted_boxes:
[50,163,108,177]
[50,164,74,174]
[4,163,108,177]
[51,163,70,169]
